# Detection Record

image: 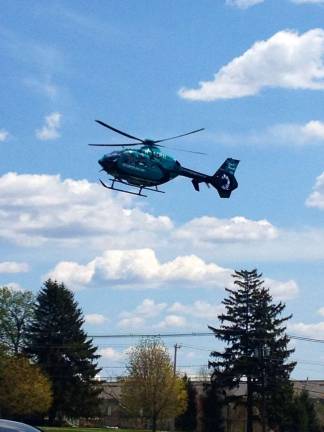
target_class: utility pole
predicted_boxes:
[173,343,181,375]
[256,344,270,432]
[171,343,181,432]
[244,280,253,432]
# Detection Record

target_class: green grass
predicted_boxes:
[41,428,148,432]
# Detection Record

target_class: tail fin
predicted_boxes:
[211,158,239,198]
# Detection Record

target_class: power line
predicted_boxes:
[88,331,324,345]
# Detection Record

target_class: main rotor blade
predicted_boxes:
[95,120,144,142]
[166,146,207,155]
[154,128,204,144]
[89,143,141,147]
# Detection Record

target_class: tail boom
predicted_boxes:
[178,158,239,198]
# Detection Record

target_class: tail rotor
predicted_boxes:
[210,158,240,198]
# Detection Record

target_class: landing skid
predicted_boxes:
[99,178,165,197]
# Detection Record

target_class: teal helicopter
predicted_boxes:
[89,120,239,198]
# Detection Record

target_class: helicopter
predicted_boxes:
[89,120,239,198]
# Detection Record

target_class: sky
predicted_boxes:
[1,0,324,380]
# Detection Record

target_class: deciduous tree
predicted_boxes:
[0,286,35,354]
[121,338,187,432]
[0,355,52,418]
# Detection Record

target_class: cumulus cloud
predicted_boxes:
[120,299,167,319]
[226,0,264,8]
[0,172,172,247]
[46,249,299,300]
[117,299,224,330]
[264,278,299,300]
[156,314,188,329]
[0,129,9,142]
[215,120,324,146]
[47,261,94,288]
[0,282,25,292]
[36,112,61,140]
[0,261,29,273]
[291,0,324,3]
[175,216,278,243]
[117,299,167,329]
[84,313,108,325]
[289,322,324,339]
[99,347,125,361]
[306,172,324,209]
[179,29,324,101]
[46,249,232,290]
[168,301,225,320]
[118,316,146,329]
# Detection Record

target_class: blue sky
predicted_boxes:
[1,0,324,379]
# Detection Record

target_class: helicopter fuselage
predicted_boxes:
[98,146,180,187]
[90,119,239,197]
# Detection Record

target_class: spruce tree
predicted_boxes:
[208,269,296,432]
[26,279,101,424]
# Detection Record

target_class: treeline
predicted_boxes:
[0,270,322,432]
[0,279,101,424]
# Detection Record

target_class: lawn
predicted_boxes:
[41,428,148,432]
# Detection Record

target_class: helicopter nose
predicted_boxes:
[98,156,106,168]
[98,155,116,170]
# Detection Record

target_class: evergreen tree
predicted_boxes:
[26,279,101,424]
[201,382,224,432]
[208,269,296,432]
[289,390,321,432]
[175,375,197,431]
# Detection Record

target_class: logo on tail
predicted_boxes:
[211,158,239,198]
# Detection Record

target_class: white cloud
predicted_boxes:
[168,301,224,320]
[226,0,264,8]
[117,299,224,331]
[36,112,61,140]
[120,299,167,319]
[118,316,146,329]
[46,261,95,290]
[317,307,324,317]
[0,261,29,273]
[117,299,167,329]
[291,0,324,4]
[179,29,324,101]
[0,129,9,142]
[264,278,299,300]
[84,313,108,325]
[46,249,299,300]
[156,314,188,329]
[175,216,278,243]
[0,172,172,247]
[99,347,125,361]
[214,120,324,146]
[306,172,324,209]
[0,282,25,292]
[289,322,324,339]
[46,249,232,290]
